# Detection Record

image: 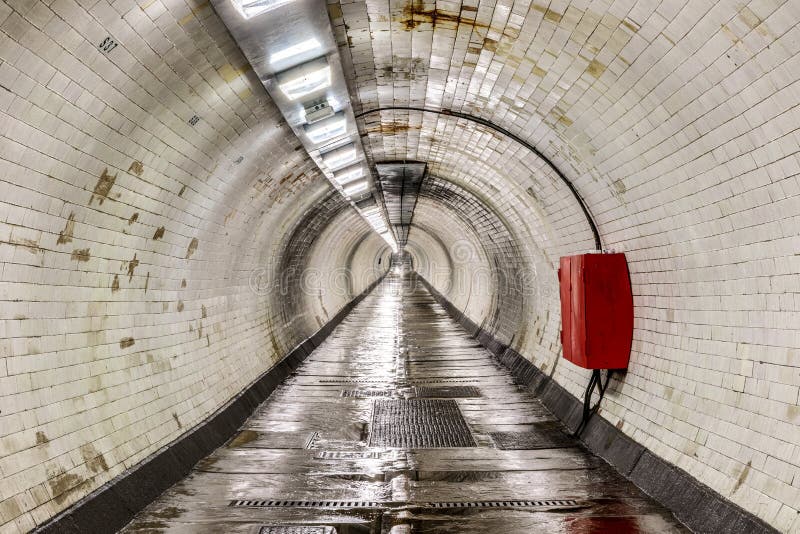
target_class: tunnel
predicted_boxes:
[0,0,799,532]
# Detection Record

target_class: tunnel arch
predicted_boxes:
[2,0,800,532]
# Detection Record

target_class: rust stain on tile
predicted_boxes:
[732,460,752,493]
[533,4,562,23]
[11,238,40,254]
[237,87,252,100]
[622,18,640,33]
[178,184,187,197]
[48,470,87,505]
[120,337,135,349]
[181,279,187,288]
[80,443,109,473]
[185,238,198,259]
[224,210,235,226]
[586,59,606,78]
[739,6,760,30]
[396,0,511,35]
[483,38,499,52]
[366,122,421,135]
[218,63,251,83]
[57,212,75,245]
[172,413,182,428]
[328,3,342,19]
[89,168,117,205]
[201,305,207,318]
[128,161,144,176]
[127,253,139,281]
[177,301,185,312]
[112,274,120,292]
[128,212,139,225]
[152,226,165,240]
[36,431,49,444]
[71,248,91,262]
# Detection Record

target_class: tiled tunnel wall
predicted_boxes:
[0,1,387,532]
[335,0,800,531]
[1,0,800,532]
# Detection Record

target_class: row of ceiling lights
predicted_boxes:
[231,0,398,252]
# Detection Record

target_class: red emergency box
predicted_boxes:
[558,253,633,370]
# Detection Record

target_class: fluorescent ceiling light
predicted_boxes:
[343,179,368,196]
[321,143,357,169]
[333,164,363,185]
[379,231,398,252]
[303,112,346,143]
[276,57,331,100]
[270,38,322,65]
[232,0,294,19]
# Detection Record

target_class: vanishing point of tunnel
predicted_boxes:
[1,0,799,533]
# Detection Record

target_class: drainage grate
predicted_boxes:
[414,386,480,398]
[231,500,383,509]
[319,379,392,384]
[490,423,574,450]
[259,528,335,534]
[235,500,581,512]
[368,399,476,448]
[412,378,480,384]
[314,451,387,460]
[426,499,579,509]
[341,390,395,398]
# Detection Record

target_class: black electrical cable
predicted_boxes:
[573,369,613,437]
[354,106,602,251]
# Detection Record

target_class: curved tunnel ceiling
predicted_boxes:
[2,0,800,532]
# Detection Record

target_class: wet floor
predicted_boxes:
[123,269,688,534]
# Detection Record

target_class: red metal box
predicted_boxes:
[558,253,633,370]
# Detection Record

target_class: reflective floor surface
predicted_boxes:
[123,270,687,533]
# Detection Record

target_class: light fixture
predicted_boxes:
[231,0,294,19]
[270,38,322,65]
[303,112,346,143]
[303,98,334,123]
[333,164,363,185]
[379,231,399,252]
[276,57,331,100]
[321,143,357,169]
[343,179,368,196]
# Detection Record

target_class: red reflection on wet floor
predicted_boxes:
[564,516,641,534]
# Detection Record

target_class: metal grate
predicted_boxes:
[368,399,476,448]
[231,500,383,509]
[426,499,579,509]
[259,527,335,534]
[341,390,395,398]
[414,386,480,398]
[319,379,392,384]
[314,451,387,460]
[411,378,481,384]
[235,499,580,511]
[490,422,574,450]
